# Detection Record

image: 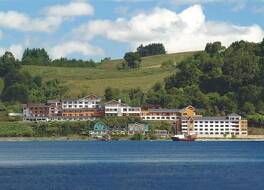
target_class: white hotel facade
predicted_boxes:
[179,113,248,137]
[104,100,141,117]
[62,95,101,109]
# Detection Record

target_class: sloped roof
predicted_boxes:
[148,108,181,113]
[228,113,241,117]
[104,100,127,106]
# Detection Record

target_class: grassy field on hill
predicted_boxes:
[22,51,196,97]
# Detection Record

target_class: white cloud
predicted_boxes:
[49,41,104,59]
[171,0,247,12]
[75,4,264,53]
[0,44,24,59]
[0,1,94,32]
[0,11,62,32]
[45,0,94,18]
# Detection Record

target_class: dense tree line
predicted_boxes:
[22,48,96,67]
[107,40,264,121]
[137,43,166,57]
[118,43,166,69]
[0,51,67,104]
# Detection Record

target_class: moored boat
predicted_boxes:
[171,134,196,141]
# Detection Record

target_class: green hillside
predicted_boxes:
[22,51,196,97]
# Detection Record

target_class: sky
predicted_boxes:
[0,0,264,61]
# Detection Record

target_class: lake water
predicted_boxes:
[0,141,263,190]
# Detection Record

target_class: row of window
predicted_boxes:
[142,116,176,120]
[63,105,96,108]
[196,132,240,135]
[182,120,237,124]
[63,101,97,104]
[182,124,239,128]
[105,108,140,112]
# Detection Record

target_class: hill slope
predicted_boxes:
[22,51,196,97]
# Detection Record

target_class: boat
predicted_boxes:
[171,134,196,141]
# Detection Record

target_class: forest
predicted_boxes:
[105,40,264,124]
[1,40,264,126]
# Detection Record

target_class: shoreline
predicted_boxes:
[0,136,264,142]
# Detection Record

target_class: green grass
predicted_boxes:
[0,122,33,137]
[22,51,196,97]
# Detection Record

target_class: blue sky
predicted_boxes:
[0,0,263,61]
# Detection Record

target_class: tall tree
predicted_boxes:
[124,52,141,69]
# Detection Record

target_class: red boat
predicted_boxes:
[171,134,196,141]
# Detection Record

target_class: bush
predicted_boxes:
[130,133,144,140]
[0,122,33,137]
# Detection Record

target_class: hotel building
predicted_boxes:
[177,113,248,137]
[141,106,196,121]
[104,99,141,117]
[62,95,101,109]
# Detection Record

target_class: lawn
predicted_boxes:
[22,51,195,97]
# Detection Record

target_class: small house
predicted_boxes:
[90,122,109,137]
[154,130,169,138]
[110,126,126,135]
[127,123,149,135]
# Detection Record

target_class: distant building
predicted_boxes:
[90,122,109,137]
[177,113,248,137]
[62,95,101,109]
[47,100,62,117]
[127,123,149,135]
[141,106,196,121]
[104,99,141,117]
[154,130,169,138]
[60,108,104,121]
[110,126,126,135]
[23,103,50,122]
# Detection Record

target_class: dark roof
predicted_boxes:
[47,100,60,103]
[62,108,104,112]
[148,109,181,113]
[62,95,101,102]
[104,100,127,106]
[228,113,241,117]
[26,103,49,107]
[181,116,228,121]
